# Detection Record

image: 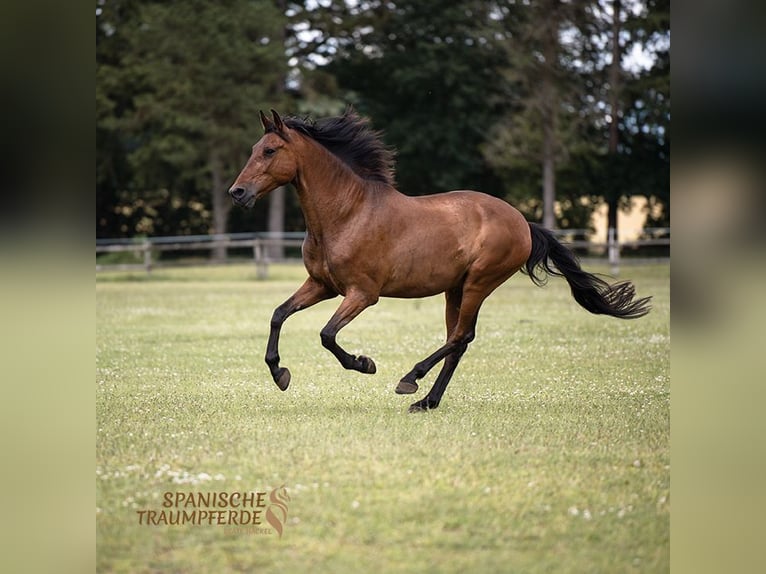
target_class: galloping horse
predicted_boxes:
[229,109,650,412]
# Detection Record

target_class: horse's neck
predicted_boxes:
[293,142,369,239]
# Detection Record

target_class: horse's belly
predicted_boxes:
[380,250,467,298]
[380,281,451,299]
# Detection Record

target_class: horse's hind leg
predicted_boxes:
[408,343,469,412]
[320,288,379,374]
[398,264,518,411]
[265,277,336,390]
[396,286,480,401]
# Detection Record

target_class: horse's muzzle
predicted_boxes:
[228,186,256,208]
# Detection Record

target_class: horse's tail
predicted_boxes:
[524,223,651,319]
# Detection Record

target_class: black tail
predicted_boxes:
[524,223,651,319]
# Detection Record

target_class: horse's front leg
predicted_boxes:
[320,288,379,374]
[266,277,336,390]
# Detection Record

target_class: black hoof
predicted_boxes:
[395,380,418,395]
[274,367,291,391]
[408,400,437,413]
[356,355,377,374]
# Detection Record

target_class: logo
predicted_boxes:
[135,485,291,538]
[265,485,291,538]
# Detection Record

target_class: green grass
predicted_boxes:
[97,263,669,573]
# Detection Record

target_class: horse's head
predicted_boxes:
[228,109,298,208]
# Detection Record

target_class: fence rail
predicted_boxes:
[96,232,305,279]
[96,228,669,278]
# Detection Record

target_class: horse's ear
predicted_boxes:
[270,109,285,132]
[260,110,275,132]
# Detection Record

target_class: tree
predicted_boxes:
[482,0,588,228]
[97,0,668,244]
[620,0,669,227]
[483,0,669,232]
[579,0,670,233]
[288,0,509,196]
[97,0,290,257]
[97,0,142,238]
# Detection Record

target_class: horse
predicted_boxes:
[229,109,650,412]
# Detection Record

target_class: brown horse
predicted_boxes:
[229,109,650,412]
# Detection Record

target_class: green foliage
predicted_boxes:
[97,263,669,572]
[584,0,670,226]
[292,0,510,194]
[619,2,670,226]
[97,0,290,238]
[97,0,670,238]
[482,0,670,228]
[123,0,285,163]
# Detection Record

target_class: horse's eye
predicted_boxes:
[264,147,276,157]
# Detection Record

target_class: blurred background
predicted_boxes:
[8,0,766,572]
[96,0,670,262]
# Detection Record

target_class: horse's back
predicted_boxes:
[409,189,526,222]
[375,190,531,296]
[407,189,531,254]
[439,190,532,271]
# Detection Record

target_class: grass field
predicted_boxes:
[96,262,669,573]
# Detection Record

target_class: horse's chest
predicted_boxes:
[302,238,347,295]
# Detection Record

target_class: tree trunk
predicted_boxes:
[607,0,622,234]
[541,6,558,230]
[267,186,286,260]
[266,0,289,262]
[210,149,231,262]
[542,127,556,229]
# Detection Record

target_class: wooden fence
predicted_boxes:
[96,232,305,279]
[96,228,669,278]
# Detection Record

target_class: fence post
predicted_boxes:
[253,239,269,280]
[607,227,619,276]
[143,240,152,273]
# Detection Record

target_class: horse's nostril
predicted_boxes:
[229,187,246,199]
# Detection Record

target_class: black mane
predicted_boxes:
[283,110,396,186]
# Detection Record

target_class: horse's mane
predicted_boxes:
[283,110,396,187]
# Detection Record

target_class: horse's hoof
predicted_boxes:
[357,355,376,374]
[274,368,291,391]
[408,400,437,413]
[395,379,418,394]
